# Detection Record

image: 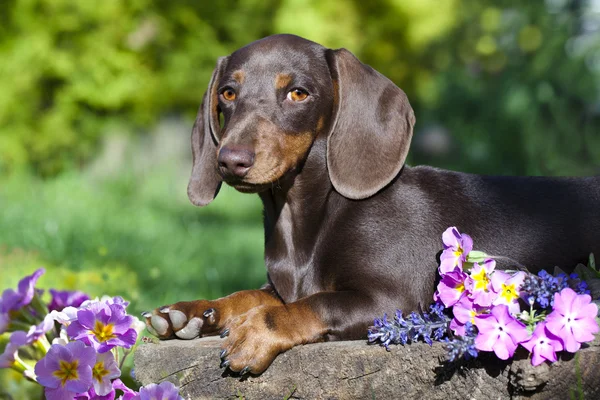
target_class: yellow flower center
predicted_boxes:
[89,320,117,343]
[453,247,463,259]
[53,360,79,386]
[471,268,490,291]
[469,310,477,324]
[455,282,465,293]
[92,360,111,383]
[500,283,519,303]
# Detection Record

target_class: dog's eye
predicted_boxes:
[287,89,309,102]
[220,88,236,101]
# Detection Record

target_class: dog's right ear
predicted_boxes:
[187,57,229,207]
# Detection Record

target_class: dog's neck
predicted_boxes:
[258,136,335,299]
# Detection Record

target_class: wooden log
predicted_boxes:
[133,336,600,399]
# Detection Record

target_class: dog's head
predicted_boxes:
[188,34,415,206]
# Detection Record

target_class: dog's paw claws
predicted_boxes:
[220,349,227,359]
[220,359,230,369]
[141,311,152,318]
[240,366,251,376]
[220,328,230,338]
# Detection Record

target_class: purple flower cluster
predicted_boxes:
[368,304,451,349]
[369,227,600,367]
[0,269,185,400]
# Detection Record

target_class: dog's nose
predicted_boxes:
[218,146,255,178]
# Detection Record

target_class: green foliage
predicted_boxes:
[0,141,266,312]
[1,0,598,177]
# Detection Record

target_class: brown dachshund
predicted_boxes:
[143,34,600,375]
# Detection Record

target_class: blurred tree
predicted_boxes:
[0,0,598,176]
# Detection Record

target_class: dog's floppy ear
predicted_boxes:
[187,56,229,207]
[325,49,415,200]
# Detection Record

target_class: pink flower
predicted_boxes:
[545,288,599,353]
[449,296,486,335]
[520,322,563,366]
[474,304,530,360]
[435,270,469,307]
[465,259,498,307]
[439,227,473,274]
[491,271,525,315]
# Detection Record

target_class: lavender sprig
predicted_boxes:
[521,270,568,308]
[368,304,451,350]
[444,322,478,362]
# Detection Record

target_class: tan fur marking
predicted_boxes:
[232,70,245,84]
[275,74,292,89]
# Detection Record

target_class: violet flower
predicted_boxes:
[133,381,184,400]
[439,227,473,274]
[435,269,469,307]
[112,378,139,400]
[91,351,121,396]
[49,289,90,312]
[9,314,54,346]
[0,268,45,312]
[520,322,563,366]
[0,312,8,334]
[368,305,450,349]
[491,271,525,315]
[545,288,599,353]
[67,302,137,353]
[444,322,479,362]
[474,304,530,360]
[34,341,96,400]
[465,259,498,307]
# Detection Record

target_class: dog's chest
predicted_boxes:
[264,203,323,303]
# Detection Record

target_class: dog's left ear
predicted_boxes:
[325,49,415,200]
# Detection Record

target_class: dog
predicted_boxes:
[143,34,600,375]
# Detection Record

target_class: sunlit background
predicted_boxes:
[1,0,600,396]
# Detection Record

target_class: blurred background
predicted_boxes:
[1,0,599,395]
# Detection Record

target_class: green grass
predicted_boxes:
[0,141,266,314]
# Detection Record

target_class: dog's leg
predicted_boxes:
[142,286,282,340]
[219,291,373,374]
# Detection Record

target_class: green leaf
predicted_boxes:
[466,251,489,263]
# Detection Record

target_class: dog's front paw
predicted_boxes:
[142,300,222,340]
[219,305,294,375]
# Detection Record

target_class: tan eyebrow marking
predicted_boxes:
[275,73,292,89]
[232,70,245,84]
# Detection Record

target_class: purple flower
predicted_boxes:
[34,341,96,400]
[9,314,54,346]
[520,322,563,366]
[0,268,45,313]
[49,290,90,312]
[491,271,525,315]
[133,381,184,400]
[435,269,469,307]
[545,288,599,353]
[112,378,138,400]
[67,302,137,353]
[465,259,498,307]
[91,351,121,395]
[439,227,473,274]
[474,304,530,360]
[0,332,25,368]
[0,312,8,334]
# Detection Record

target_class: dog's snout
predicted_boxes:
[218,146,255,178]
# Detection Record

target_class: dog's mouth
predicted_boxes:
[225,180,274,193]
